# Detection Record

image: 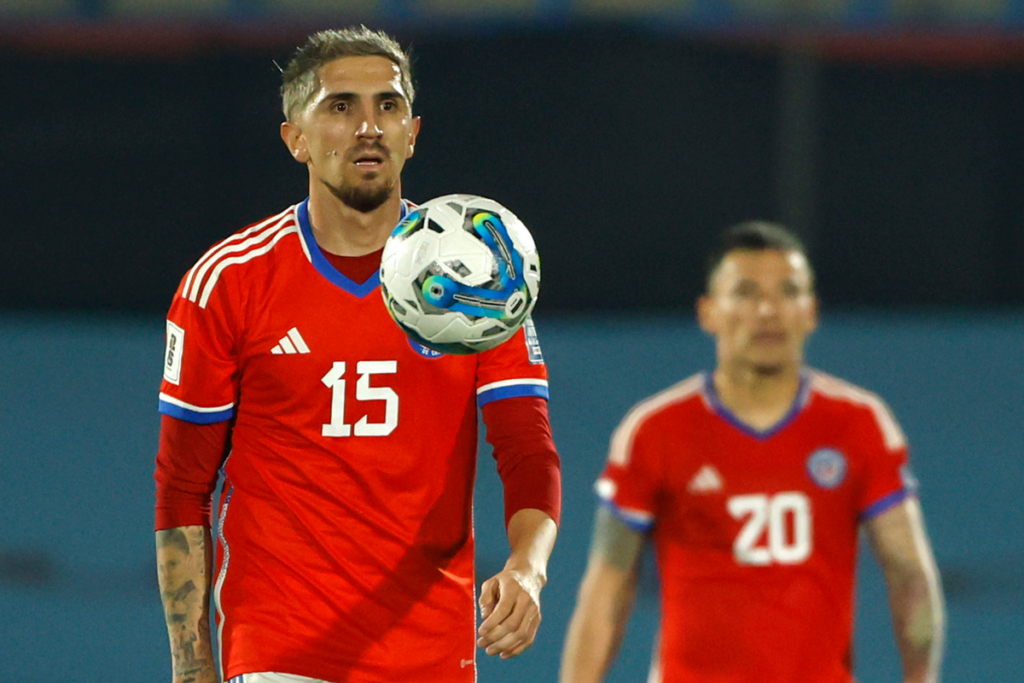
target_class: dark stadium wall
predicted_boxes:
[1,26,1023,314]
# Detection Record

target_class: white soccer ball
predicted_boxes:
[380,194,541,354]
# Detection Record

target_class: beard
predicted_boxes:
[750,362,787,377]
[324,175,396,213]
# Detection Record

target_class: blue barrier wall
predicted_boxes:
[1,312,1021,682]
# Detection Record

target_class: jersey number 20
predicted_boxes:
[727,492,812,566]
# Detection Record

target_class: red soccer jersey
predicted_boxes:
[597,371,913,683]
[157,199,549,683]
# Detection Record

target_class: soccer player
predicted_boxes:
[154,27,560,683]
[560,222,945,683]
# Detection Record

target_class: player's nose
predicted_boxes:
[756,295,780,317]
[355,107,384,138]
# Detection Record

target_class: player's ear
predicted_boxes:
[281,121,310,164]
[696,295,716,335]
[406,116,422,158]
[806,294,819,334]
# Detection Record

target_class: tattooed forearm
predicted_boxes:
[865,501,945,683]
[590,506,644,572]
[156,526,218,683]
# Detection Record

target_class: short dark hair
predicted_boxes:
[704,220,814,292]
[281,26,414,122]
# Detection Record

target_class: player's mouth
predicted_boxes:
[354,154,385,168]
[350,145,389,170]
[751,331,787,344]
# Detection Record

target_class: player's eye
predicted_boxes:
[780,281,801,298]
[332,101,349,112]
[381,100,397,112]
[733,282,759,299]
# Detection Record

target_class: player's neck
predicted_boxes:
[306,186,403,257]
[712,364,803,431]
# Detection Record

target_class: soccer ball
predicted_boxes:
[380,194,541,355]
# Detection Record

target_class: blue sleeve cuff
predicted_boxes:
[159,398,235,425]
[598,498,655,533]
[477,381,549,407]
[859,487,911,521]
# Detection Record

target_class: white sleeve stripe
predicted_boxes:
[183,207,293,298]
[609,374,703,466]
[198,225,299,308]
[186,214,294,303]
[158,393,234,413]
[809,371,907,450]
[476,378,548,395]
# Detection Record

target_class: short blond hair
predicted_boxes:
[281,26,415,121]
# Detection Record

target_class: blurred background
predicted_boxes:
[0,0,1022,681]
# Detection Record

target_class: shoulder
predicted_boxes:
[608,374,705,466]
[179,205,302,310]
[806,369,906,451]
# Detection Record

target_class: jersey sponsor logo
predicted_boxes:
[460,659,474,669]
[271,327,311,355]
[164,321,185,385]
[409,338,444,358]
[806,448,847,489]
[687,464,724,493]
[524,317,544,364]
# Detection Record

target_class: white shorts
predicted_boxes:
[228,674,332,683]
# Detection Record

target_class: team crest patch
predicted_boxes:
[806,448,847,489]
[524,317,544,364]
[409,339,444,358]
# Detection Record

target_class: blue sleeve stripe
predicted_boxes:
[860,488,911,521]
[159,399,235,425]
[598,498,654,533]
[477,382,550,406]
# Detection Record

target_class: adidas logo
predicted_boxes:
[271,327,310,355]
[687,465,724,493]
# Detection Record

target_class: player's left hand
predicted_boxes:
[477,566,545,659]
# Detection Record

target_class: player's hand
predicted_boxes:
[477,566,545,659]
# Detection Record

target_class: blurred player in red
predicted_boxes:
[153,27,560,683]
[560,222,944,683]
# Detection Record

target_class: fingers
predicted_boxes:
[477,577,542,659]
[483,601,540,658]
[478,577,498,620]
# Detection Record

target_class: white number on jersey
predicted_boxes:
[320,361,399,437]
[727,492,812,566]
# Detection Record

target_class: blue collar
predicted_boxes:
[702,371,811,440]
[296,197,408,299]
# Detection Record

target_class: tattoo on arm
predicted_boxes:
[156,526,218,683]
[865,500,945,682]
[590,506,645,573]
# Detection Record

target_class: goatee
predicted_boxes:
[326,178,395,213]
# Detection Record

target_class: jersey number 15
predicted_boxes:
[320,361,398,437]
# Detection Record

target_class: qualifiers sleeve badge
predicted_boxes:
[806,448,847,489]
[164,320,184,385]
[524,317,544,365]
